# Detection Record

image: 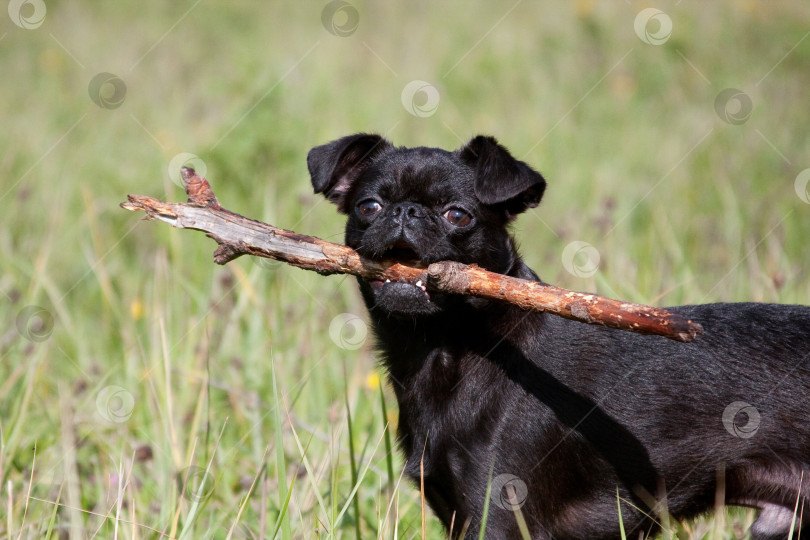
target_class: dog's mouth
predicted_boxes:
[374,243,431,300]
[379,243,424,267]
[365,244,436,313]
[369,278,430,300]
[366,278,437,317]
[359,240,444,316]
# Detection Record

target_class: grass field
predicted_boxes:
[2,1,809,538]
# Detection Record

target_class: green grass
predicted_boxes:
[2,1,809,538]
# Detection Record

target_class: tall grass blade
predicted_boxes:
[787,471,803,540]
[271,355,293,540]
[227,447,269,540]
[270,472,297,540]
[478,463,495,540]
[178,420,227,540]
[287,416,330,530]
[379,380,395,493]
[617,487,627,540]
[334,426,386,527]
[345,391,362,540]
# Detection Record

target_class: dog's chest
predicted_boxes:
[389,343,515,465]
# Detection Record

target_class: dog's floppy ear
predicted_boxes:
[458,135,546,217]
[308,133,393,213]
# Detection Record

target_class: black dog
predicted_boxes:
[308,133,810,539]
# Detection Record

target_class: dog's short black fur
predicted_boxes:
[308,133,810,539]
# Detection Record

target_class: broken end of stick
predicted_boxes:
[672,319,704,342]
[120,194,178,219]
[119,200,143,212]
[181,167,220,208]
[428,260,705,343]
[614,307,704,343]
[571,302,704,342]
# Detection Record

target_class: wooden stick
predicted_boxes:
[120,167,703,342]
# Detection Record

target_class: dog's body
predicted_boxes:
[308,133,810,539]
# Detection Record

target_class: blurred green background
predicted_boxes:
[1,1,809,538]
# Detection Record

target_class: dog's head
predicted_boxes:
[308,133,546,317]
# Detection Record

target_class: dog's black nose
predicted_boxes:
[390,202,424,221]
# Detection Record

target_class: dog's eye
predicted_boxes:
[443,208,472,227]
[357,199,382,216]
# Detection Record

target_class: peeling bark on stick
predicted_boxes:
[121,167,704,342]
